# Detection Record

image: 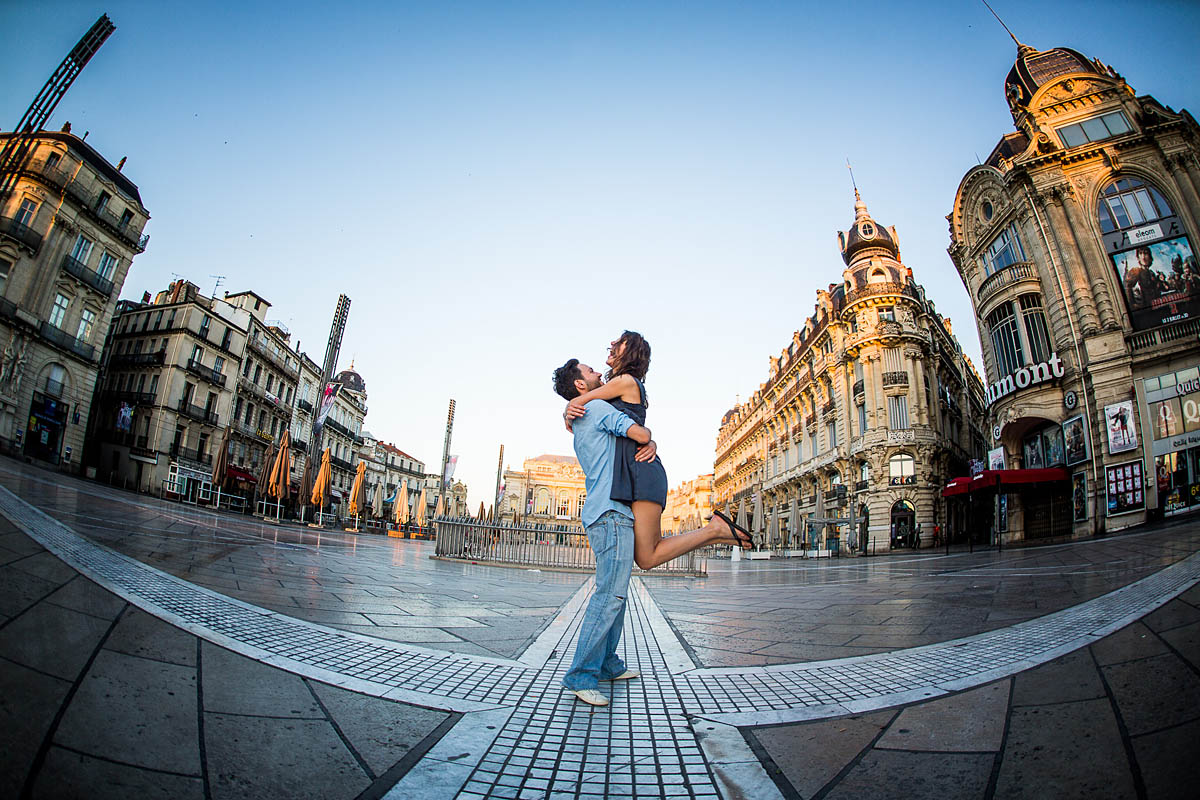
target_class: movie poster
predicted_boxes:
[1104,400,1139,455]
[1110,235,1200,330]
[1023,434,1044,469]
[1063,415,1088,466]
[1106,460,1145,516]
[1042,426,1065,467]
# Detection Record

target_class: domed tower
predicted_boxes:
[948,38,1200,540]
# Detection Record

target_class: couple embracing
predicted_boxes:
[552,331,752,707]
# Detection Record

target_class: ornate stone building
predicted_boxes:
[0,129,149,470]
[661,473,714,535]
[499,454,586,524]
[948,41,1200,539]
[92,280,248,497]
[715,195,986,551]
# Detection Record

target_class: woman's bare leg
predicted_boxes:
[631,501,741,570]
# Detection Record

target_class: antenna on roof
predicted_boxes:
[210,274,225,298]
[846,159,858,193]
[980,0,1023,48]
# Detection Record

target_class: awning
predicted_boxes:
[942,468,1070,497]
[226,466,257,484]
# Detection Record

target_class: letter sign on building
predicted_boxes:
[986,353,1066,405]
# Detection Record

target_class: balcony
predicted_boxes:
[60,253,114,297]
[23,157,146,251]
[0,214,43,252]
[977,260,1038,305]
[1129,318,1200,352]
[330,454,355,473]
[40,322,95,361]
[853,379,865,397]
[822,401,835,416]
[882,371,909,388]
[854,479,869,492]
[846,281,920,306]
[43,378,65,397]
[176,398,219,426]
[290,436,308,452]
[247,335,299,380]
[0,297,17,323]
[324,417,356,440]
[169,444,212,467]
[111,350,165,368]
[297,398,313,414]
[185,359,227,387]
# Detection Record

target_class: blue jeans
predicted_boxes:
[562,510,634,691]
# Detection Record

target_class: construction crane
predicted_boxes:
[0,14,116,197]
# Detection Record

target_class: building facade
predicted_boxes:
[948,42,1200,539]
[715,195,986,551]
[92,280,248,497]
[1,130,149,470]
[499,454,586,524]
[661,473,714,534]
[224,291,299,483]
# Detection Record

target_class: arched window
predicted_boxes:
[889,454,915,485]
[535,488,551,515]
[1097,177,1173,234]
[557,491,570,517]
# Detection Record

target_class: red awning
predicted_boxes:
[941,468,1069,497]
[226,466,257,484]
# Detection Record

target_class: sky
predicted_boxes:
[4,1,1199,509]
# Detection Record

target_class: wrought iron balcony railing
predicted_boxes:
[60,253,114,296]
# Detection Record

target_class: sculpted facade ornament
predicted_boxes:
[0,333,29,396]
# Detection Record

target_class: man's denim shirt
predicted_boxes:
[571,399,635,528]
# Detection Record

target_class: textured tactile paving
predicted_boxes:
[3,483,1197,798]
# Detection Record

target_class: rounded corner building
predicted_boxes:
[948,40,1200,540]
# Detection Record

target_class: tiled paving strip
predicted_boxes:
[4,483,1199,797]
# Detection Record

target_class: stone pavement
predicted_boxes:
[1,460,1198,798]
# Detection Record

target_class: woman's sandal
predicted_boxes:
[712,509,754,549]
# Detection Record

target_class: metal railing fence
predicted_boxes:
[433,516,705,576]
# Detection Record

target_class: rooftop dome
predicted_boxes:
[838,190,898,265]
[1005,43,1100,110]
[333,365,366,394]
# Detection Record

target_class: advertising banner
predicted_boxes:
[443,455,458,488]
[1072,472,1088,522]
[1063,415,1089,465]
[1106,460,1145,516]
[315,382,339,429]
[1104,400,1139,455]
[1110,234,1200,330]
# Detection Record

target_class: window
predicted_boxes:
[879,305,896,322]
[213,356,225,375]
[858,402,867,434]
[119,209,133,228]
[859,461,870,482]
[982,223,1026,275]
[167,309,176,328]
[199,315,211,339]
[45,152,61,169]
[98,252,118,280]
[889,454,915,484]
[883,347,903,373]
[1018,294,1052,363]
[0,257,10,296]
[253,364,261,384]
[826,421,837,450]
[69,234,94,265]
[535,488,551,515]
[243,359,252,378]
[15,198,37,227]
[191,344,203,364]
[888,395,910,429]
[986,302,1025,377]
[1056,110,1131,148]
[558,491,570,517]
[49,293,69,328]
[266,374,275,393]
[244,403,253,425]
[1097,177,1173,234]
[76,308,96,342]
[149,374,158,395]
[95,191,111,213]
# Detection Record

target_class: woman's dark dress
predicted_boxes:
[609,377,668,507]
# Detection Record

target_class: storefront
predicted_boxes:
[1143,365,1200,515]
[25,392,68,465]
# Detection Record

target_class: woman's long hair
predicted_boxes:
[606,331,651,382]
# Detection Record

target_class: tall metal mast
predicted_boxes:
[0,14,115,197]
[438,399,456,515]
[309,294,351,464]
[493,444,505,513]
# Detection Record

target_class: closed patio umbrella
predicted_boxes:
[210,426,231,510]
[372,481,384,520]
[394,481,410,528]
[267,430,291,521]
[768,503,780,552]
[257,439,278,517]
[297,456,314,524]
[310,447,332,526]
[347,460,367,529]
[789,496,800,551]
[476,500,485,521]
[736,497,749,533]
[751,494,763,549]
[415,485,428,528]
[813,488,826,548]
[433,494,445,519]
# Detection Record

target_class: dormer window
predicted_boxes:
[1055,110,1131,148]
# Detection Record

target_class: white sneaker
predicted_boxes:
[571,688,610,706]
[604,669,640,681]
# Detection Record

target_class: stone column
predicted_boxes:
[1166,152,1200,238]
[1057,185,1120,331]
[1038,190,1103,335]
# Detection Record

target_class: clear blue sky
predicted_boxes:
[4,1,1199,508]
